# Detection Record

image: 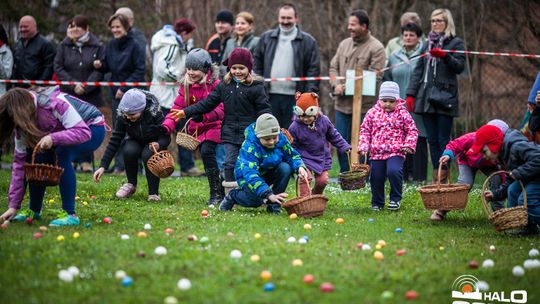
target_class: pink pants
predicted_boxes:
[299,171,329,197]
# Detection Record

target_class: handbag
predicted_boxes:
[427,85,454,111]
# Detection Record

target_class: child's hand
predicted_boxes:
[170,109,186,122]
[36,135,53,150]
[115,89,124,100]
[93,60,102,69]
[268,193,289,204]
[358,150,368,156]
[93,167,105,183]
[149,142,159,151]
[0,208,18,222]
[402,147,414,154]
[298,167,308,180]
[483,190,493,201]
[334,84,345,96]
[439,155,450,164]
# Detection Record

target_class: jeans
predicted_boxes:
[124,139,165,195]
[216,144,225,171]
[229,162,293,213]
[422,113,454,169]
[335,111,352,173]
[507,180,540,226]
[269,94,296,129]
[224,143,241,182]
[29,125,105,214]
[458,165,504,211]
[370,156,404,208]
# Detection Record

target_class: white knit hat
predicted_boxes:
[379,81,400,100]
[255,114,280,138]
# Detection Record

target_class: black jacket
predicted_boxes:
[183,78,271,145]
[406,36,465,117]
[492,129,540,200]
[100,91,170,169]
[12,33,56,82]
[54,33,105,107]
[253,26,320,93]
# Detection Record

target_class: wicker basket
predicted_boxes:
[281,128,294,144]
[175,118,200,151]
[23,146,64,186]
[481,171,528,232]
[147,144,175,178]
[282,176,329,218]
[418,162,470,210]
[339,152,370,191]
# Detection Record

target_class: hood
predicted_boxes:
[151,25,183,52]
[245,122,287,149]
[179,63,220,85]
[500,129,529,161]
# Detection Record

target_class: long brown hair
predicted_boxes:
[0,88,45,148]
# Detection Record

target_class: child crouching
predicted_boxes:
[219,114,308,214]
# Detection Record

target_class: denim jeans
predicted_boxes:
[458,165,504,211]
[370,156,404,208]
[224,143,241,181]
[422,113,454,169]
[335,111,352,173]
[216,144,225,171]
[229,162,293,213]
[507,180,540,226]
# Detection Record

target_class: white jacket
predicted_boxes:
[0,44,13,96]
[149,25,187,109]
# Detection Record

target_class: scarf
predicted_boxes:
[428,31,445,52]
[74,31,90,47]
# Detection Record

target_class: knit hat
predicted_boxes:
[174,18,196,34]
[467,124,504,155]
[215,10,234,25]
[119,89,146,114]
[487,119,509,134]
[255,114,280,138]
[185,48,212,72]
[379,81,400,100]
[294,92,319,116]
[223,47,253,71]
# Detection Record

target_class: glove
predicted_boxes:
[406,96,415,112]
[191,114,203,123]
[429,48,447,58]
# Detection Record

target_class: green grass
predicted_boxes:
[0,168,539,304]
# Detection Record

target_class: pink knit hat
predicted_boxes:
[223,48,253,71]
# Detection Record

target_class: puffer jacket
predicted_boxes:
[358,100,418,160]
[235,123,305,198]
[442,132,495,168]
[163,65,223,143]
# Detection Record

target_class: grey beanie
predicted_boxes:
[379,81,400,100]
[255,114,280,138]
[185,48,212,72]
[118,89,146,114]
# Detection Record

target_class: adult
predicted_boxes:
[384,12,423,63]
[54,15,105,173]
[94,13,145,174]
[253,3,320,129]
[149,18,202,177]
[12,15,56,87]
[206,10,234,66]
[406,8,465,182]
[329,9,385,172]
[115,7,147,52]
[221,12,260,75]
[521,71,540,144]
[0,24,13,95]
[385,23,427,182]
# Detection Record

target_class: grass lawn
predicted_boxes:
[0,164,539,303]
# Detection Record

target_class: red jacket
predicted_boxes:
[443,132,496,168]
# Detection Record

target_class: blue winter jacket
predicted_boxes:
[235,123,305,198]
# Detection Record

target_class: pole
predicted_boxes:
[350,68,363,165]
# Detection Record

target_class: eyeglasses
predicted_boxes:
[430,19,445,24]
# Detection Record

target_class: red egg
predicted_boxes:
[164,228,174,234]
[303,274,315,284]
[468,260,479,269]
[201,210,209,217]
[187,235,196,241]
[90,195,97,199]
[397,249,407,256]
[320,282,335,292]
[25,218,33,225]
[405,290,418,300]
[356,242,363,249]
[103,217,112,224]
[33,232,43,239]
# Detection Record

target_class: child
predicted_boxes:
[162,48,224,205]
[0,87,106,226]
[219,114,308,214]
[358,81,418,211]
[431,119,508,221]
[168,47,271,187]
[93,89,170,201]
[288,92,351,197]
[475,124,540,235]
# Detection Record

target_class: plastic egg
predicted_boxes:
[164,228,173,234]
[287,236,297,243]
[254,233,262,239]
[303,274,315,284]
[374,251,384,261]
[303,224,312,230]
[469,260,479,269]
[103,217,112,224]
[375,244,382,250]
[33,232,43,239]
[381,290,394,299]
[122,276,133,287]
[512,265,525,277]
[260,270,272,280]
[320,282,335,292]
[368,218,374,223]
[489,245,496,252]
[187,234,197,241]
[263,282,275,292]
[250,255,260,262]
[137,231,147,238]
[82,201,88,206]
[58,269,74,282]
[67,266,80,276]
[298,238,307,244]
[395,228,402,233]
[397,249,407,256]
[362,244,372,251]
[377,240,387,247]
[289,213,298,219]
[177,278,192,290]
[154,246,167,256]
[482,259,494,268]
[72,232,80,238]
[523,259,540,269]
[164,296,178,304]
[39,226,48,232]
[405,290,418,300]
[199,236,209,244]
[144,223,152,230]
[201,210,209,217]
[57,235,65,241]
[120,234,130,240]
[476,281,489,291]
[335,218,344,224]
[115,270,127,279]
[230,249,242,259]
[529,248,539,257]
[292,259,303,267]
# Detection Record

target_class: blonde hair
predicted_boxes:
[431,8,456,37]
[236,11,254,25]
[223,71,254,85]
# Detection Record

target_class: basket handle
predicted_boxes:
[436,161,451,190]
[180,117,198,138]
[31,144,58,166]
[149,143,159,154]
[480,170,527,216]
[295,174,311,198]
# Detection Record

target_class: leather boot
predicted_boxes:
[205,168,223,206]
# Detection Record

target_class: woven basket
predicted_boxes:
[281,128,294,144]
[23,146,64,187]
[282,176,329,218]
[481,171,528,232]
[147,144,175,178]
[175,118,200,151]
[339,152,370,191]
[418,162,470,210]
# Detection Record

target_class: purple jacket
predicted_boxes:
[9,87,104,209]
[288,113,351,174]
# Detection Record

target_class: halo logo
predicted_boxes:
[451,275,527,304]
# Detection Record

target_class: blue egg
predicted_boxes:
[122,276,133,287]
[395,228,402,233]
[301,235,309,242]
[368,218,374,223]
[85,223,91,228]
[263,282,275,292]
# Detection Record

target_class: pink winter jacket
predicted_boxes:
[358,100,418,160]
[162,67,224,143]
[443,132,496,168]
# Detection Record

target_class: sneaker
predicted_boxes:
[181,167,204,177]
[430,210,447,221]
[219,194,235,211]
[49,210,80,227]
[80,162,93,173]
[116,183,136,198]
[12,209,41,222]
[507,224,540,236]
[371,206,382,211]
[148,194,161,202]
[388,201,401,211]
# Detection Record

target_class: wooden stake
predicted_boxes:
[350,68,363,164]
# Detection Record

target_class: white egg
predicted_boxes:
[482,259,494,268]
[529,248,539,257]
[67,266,80,276]
[154,246,167,256]
[298,238,307,244]
[362,244,372,251]
[120,234,130,240]
[164,296,179,304]
[287,237,296,243]
[144,223,152,230]
[512,265,525,277]
[489,245,496,251]
[115,270,127,280]
[476,281,489,291]
[523,259,540,270]
[177,278,192,290]
[230,249,242,259]
[58,269,74,282]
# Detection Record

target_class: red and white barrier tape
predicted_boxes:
[0,50,537,87]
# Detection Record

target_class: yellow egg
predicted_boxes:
[292,259,303,267]
[289,213,298,219]
[336,218,345,224]
[375,244,382,250]
[72,232,80,238]
[48,199,55,204]
[254,233,261,239]
[260,270,272,281]
[82,201,88,206]
[374,251,384,260]
[377,240,387,247]
[439,246,445,251]
[137,231,148,238]
[250,255,260,262]
[303,224,312,230]
[75,196,80,200]
[57,235,65,241]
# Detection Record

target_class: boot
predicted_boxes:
[205,168,223,206]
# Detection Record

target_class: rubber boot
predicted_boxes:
[205,168,223,206]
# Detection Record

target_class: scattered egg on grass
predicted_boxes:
[529,248,539,257]
[177,278,192,290]
[287,236,297,243]
[260,270,272,281]
[263,282,275,292]
[512,266,525,277]
[67,266,80,276]
[115,270,127,280]
[476,281,489,292]
[164,296,178,304]
[230,249,242,259]
[58,270,74,282]
[144,223,152,230]
[122,276,133,287]
[155,246,167,256]
[482,259,494,268]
